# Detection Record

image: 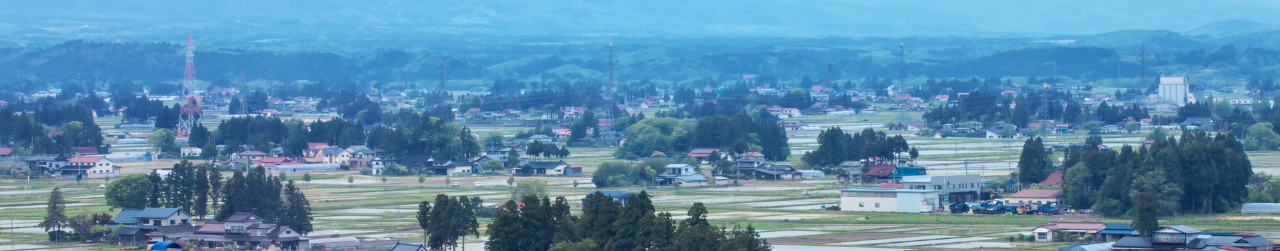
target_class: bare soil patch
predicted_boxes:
[765,233,917,244]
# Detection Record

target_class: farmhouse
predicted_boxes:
[1003,189,1063,205]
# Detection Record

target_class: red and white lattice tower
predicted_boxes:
[176,30,202,138]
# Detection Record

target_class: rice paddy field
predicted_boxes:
[0,103,1276,250]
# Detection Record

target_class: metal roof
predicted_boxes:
[134,208,182,219]
[840,188,940,193]
[113,208,144,224]
[1242,203,1280,214]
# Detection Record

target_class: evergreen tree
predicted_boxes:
[147,171,162,208]
[453,196,480,251]
[1017,137,1051,184]
[194,165,210,219]
[417,200,433,245]
[428,194,454,250]
[163,161,196,212]
[280,180,313,235]
[208,170,224,215]
[39,187,67,237]
[1131,189,1160,236]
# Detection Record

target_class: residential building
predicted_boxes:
[1100,224,1139,242]
[188,212,309,250]
[732,157,799,180]
[839,188,940,213]
[1031,222,1106,242]
[901,174,981,204]
[523,161,575,175]
[180,147,203,158]
[233,151,269,162]
[25,155,67,173]
[112,208,196,246]
[657,164,709,186]
[1003,189,1063,205]
[63,156,120,178]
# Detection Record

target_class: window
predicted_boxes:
[286,230,292,234]
[170,220,176,225]
[875,203,880,208]
[1037,233,1048,240]
[181,219,189,225]
[859,202,864,207]
[153,220,162,226]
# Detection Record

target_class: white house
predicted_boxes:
[840,188,940,213]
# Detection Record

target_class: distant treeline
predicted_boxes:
[8,40,1280,91]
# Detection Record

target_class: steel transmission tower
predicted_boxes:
[176,31,202,137]
[439,59,445,91]
[605,43,616,119]
[898,43,906,86]
[237,71,248,115]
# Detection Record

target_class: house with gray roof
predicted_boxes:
[112,208,195,246]
[188,212,308,250]
[656,164,708,186]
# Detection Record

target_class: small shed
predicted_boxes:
[1242,203,1280,214]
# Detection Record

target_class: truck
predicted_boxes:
[947,201,971,213]
[972,200,1013,214]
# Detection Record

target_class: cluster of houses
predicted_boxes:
[23,152,124,179]
[109,208,309,250]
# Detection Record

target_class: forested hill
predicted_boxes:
[5,40,1280,89]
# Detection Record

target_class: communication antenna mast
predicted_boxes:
[605,43,616,119]
[438,59,445,91]
[898,43,906,86]
[828,63,834,88]
[176,30,202,138]
[1140,42,1146,85]
[237,70,248,115]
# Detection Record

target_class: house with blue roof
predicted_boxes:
[1099,224,1138,242]
[112,208,196,247]
[657,164,708,186]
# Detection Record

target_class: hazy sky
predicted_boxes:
[3,0,1279,38]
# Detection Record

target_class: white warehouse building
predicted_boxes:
[840,188,940,213]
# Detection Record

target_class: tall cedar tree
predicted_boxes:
[163,161,196,212]
[194,165,210,219]
[1017,137,1052,184]
[280,180,313,235]
[147,172,162,207]
[416,200,433,245]
[39,187,67,235]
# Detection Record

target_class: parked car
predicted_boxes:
[450,182,460,187]
[474,182,484,187]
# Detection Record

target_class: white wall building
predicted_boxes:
[840,188,940,213]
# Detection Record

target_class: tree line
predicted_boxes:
[802,127,912,168]
[617,115,789,161]
[1056,131,1252,219]
[485,192,770,251]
